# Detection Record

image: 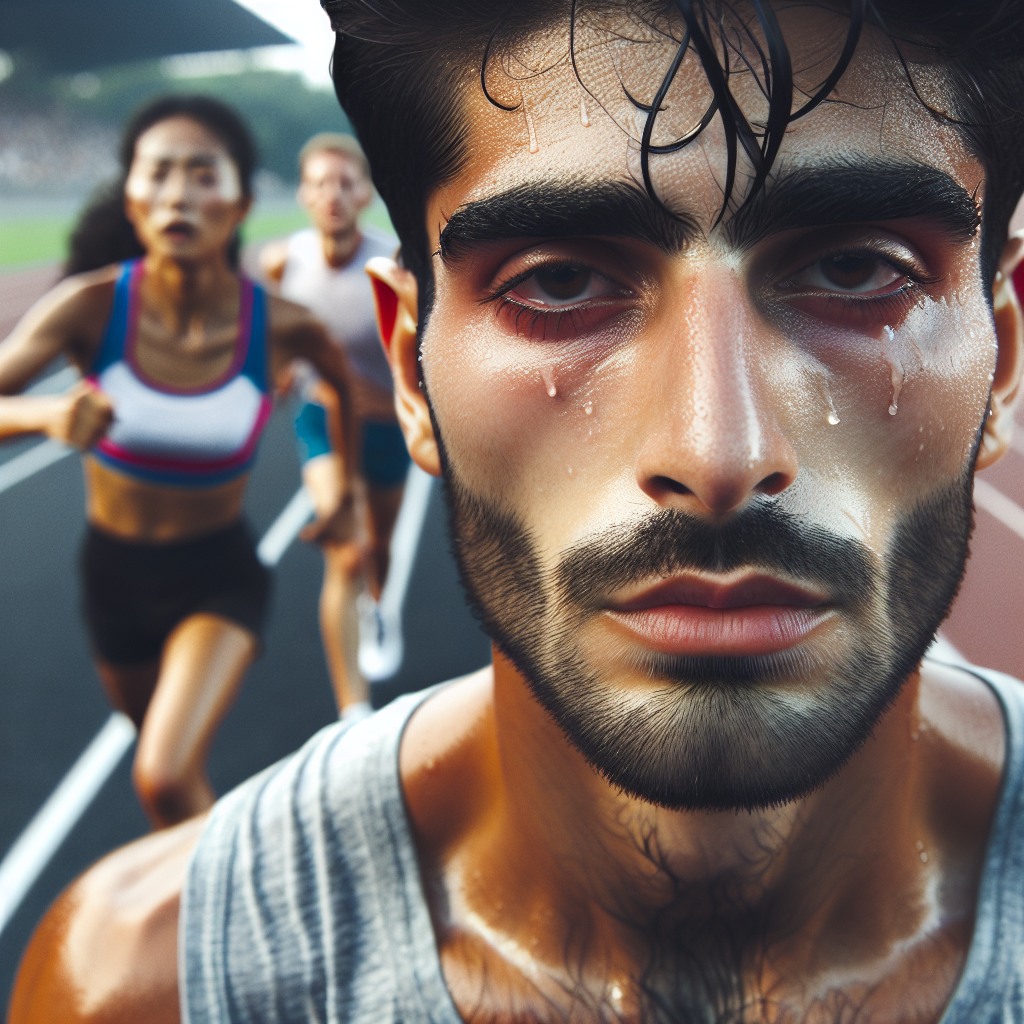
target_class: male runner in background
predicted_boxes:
[261,134,407,718]
[10,2,1024,1021]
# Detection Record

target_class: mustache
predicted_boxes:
[554,500,877,611]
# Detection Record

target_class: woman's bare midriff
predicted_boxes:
[84,457,248,543]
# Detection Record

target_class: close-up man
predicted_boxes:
[9,1,1024,1021]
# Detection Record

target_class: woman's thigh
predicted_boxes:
[134,613,257,779]
[95,658,161,729]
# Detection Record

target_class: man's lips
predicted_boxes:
[605,575,831,657]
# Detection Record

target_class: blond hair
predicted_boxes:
[298,133,370,179]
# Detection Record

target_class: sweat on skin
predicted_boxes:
[7,6,1024,1023]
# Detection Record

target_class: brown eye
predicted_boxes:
[820,254,877,289]
[534,266,592,301]
[506,263,626,311]
[780,251,905,296]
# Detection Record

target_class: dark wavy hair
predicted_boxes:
[64,94,258,276]
[322,0,1024,326]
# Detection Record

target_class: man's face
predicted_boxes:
[418,13,995,811]
[298,150,372,236]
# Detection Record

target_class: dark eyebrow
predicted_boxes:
[725,159,980,249]
[186,154,220,169]
[437,160,979,266]
[437,179,697,265]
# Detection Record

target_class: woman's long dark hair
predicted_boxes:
[64,94,258,277]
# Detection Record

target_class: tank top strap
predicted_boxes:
[238,277,269,394]
[89,260,140,376]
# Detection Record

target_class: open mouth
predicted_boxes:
[161,220,198,241]
[605,574,832,657]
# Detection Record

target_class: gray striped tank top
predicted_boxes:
[180,665,1024,1023]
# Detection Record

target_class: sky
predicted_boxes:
[231,0,336,86]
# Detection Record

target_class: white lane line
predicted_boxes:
[0,486,312,939]
[975,477,1024,542]
[25,365,80,396]
[360,465,434,682]
[380,466,434,624]
[0,439,74,496]
[256,486,314,566]
[0,713,136,936]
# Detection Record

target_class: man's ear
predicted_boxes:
[365,257,441,477]
[977,234,1024,470]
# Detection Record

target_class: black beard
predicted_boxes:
[440,459,974,813]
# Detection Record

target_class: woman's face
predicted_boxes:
[124,115,250,264]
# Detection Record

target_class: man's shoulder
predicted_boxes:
[182,677,481,911]
[921,660,1024,1018]
[287,226,319,249]
[8,816,203,1024]
[179,690,448,1023]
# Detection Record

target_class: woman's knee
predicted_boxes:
[323,541,365,579]
[131,750,207,826]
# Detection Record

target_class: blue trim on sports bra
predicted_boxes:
[240,284,268,392]
[90,261,134,375]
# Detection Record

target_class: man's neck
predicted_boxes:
[488,650,924,910]
[402,653,999,1020]
[320,226,362,269]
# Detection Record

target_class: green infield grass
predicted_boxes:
[0,202,393,270]
[0,218,76,267]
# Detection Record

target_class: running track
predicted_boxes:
[0,263,491,1005]
[1,262,1022,1008]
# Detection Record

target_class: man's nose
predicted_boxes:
[634,265,798,517]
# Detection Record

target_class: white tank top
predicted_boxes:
[279,227,396,394]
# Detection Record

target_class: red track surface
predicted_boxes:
[2,262,1022,680]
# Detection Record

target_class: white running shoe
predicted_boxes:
[357,591,404,681]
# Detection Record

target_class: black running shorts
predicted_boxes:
[80,521,271,666]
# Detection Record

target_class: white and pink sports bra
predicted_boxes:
[87,260,272,489]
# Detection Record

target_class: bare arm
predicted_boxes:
[0,270,117,446]
[259,238,289,290]
[269,296,358,478]
[8,816,203,1024]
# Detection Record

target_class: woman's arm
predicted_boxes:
[0,272,116,446]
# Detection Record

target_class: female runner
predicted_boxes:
[0,96,357,828]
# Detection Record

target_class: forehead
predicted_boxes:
[133,116,228,163]
[303,149,365,179]
[431,8,980,232]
